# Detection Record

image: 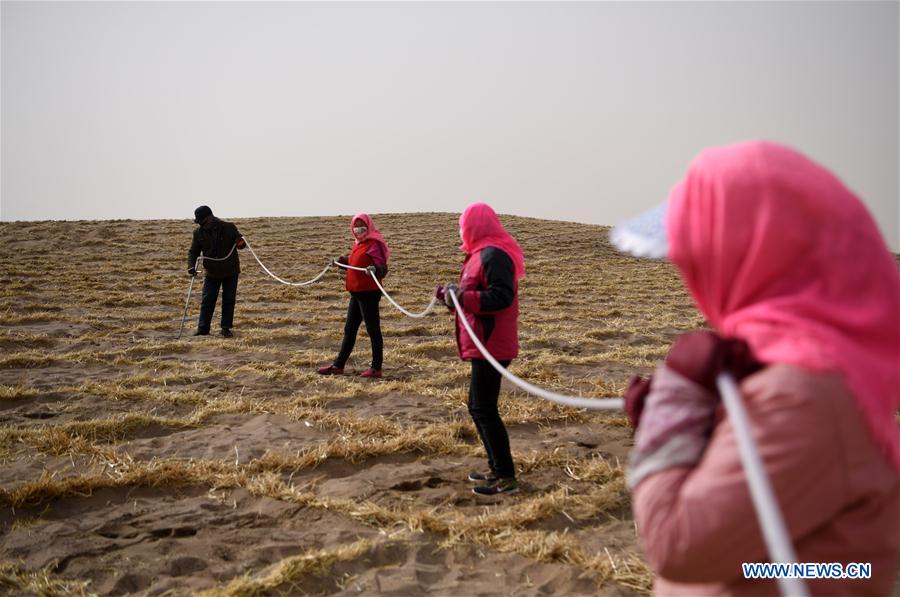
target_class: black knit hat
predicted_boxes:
[194,205,213,224]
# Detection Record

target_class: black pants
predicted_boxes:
[335,291,383,370]
[468,358,515,479]
[198,274,238,332]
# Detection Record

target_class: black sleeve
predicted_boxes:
[188,230,201,269]
[224,222,246,250]
[478,247,516,313]
[227,223,241,243]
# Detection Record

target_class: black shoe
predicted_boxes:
[468,471,497,483]
[473,477,519,496]
[220,328,233,338]
[193,329,209,336]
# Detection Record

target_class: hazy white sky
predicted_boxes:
[2,1,898,249]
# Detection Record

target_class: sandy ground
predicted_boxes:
[0,214,704,595]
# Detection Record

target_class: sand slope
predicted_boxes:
[0,214,702,595]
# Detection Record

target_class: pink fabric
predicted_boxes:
[364,242,387,267]
[665,140,900,469]
[634,365,899,595]
[459,203,525,280]
[351,213,390,260]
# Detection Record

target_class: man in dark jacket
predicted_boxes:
[187,205,246,337]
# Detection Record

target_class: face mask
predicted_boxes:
[353,226,367,238]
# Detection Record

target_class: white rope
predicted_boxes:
[194,243,237,271]
[333,260,618,408]
[717,373,809,597]
[332,262,369,272]
[182,232,803,594]
[333,260,438,318]
[179,244,238,339]
[447,286,801,592]
[448,290,624,411]
[243,238,333,286]
[370,274,438,318]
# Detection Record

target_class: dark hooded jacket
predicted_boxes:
[188,218,243,279]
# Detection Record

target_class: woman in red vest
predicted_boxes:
[437,203,525,495]
[317,213,389,378]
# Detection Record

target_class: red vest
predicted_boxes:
[454,249,519,361]
[346,241,379,292]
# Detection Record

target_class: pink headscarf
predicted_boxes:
[666,140,900,469]
[351,213,389,260]
[459,203,525,280]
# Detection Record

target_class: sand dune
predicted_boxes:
[0,214,703,595]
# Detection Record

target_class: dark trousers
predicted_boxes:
[198,274,238,332]
[335,291,383,370]
[468,358,515,479]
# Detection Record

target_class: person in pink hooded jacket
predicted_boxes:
[611,141,899,595]
[317,213,389,379]
[437,203,526,496]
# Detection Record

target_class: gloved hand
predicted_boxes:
[627,363,718,489]
[624,375,652,431]
[443,283,461,310]
[665,331,763,393]
[366,265,376,276]
[626,331,763,490]
[188,267,197,277]
[336,255,349,266]
[236,237,246,249]
[434,285,446,302]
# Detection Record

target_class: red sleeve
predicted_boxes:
[364,242,387,267]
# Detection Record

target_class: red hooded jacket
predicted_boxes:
[346,240,388,292]
[344,213,389,293]
[455,246,519,360]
